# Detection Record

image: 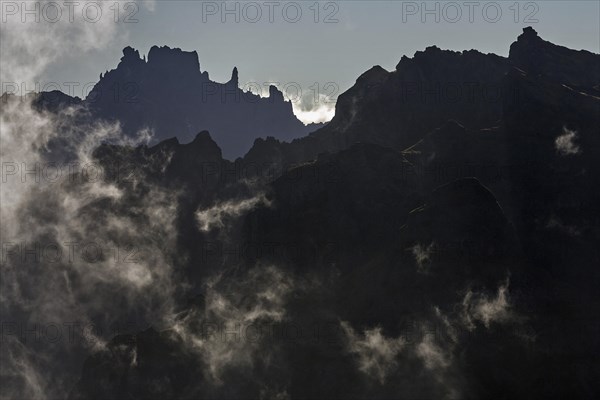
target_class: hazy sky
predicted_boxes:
[3,0,599,122]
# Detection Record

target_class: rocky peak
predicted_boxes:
[509,26,600,93]
[229,67,239,87]
[147,45,201,74]
[356,65,389,86]
[395,45,491,74]
[510,27,543,56]
[188,131,224,159]
[520,26,538,38]
[269,85,284,102]
[190,130,219,149]
[121,46,140,61]
[424,45,442,53]
[119,46,144,68]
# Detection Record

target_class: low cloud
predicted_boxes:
[293,103,336,125]
[416,333,451,370]
[411,242,435,273]
[341,322,406,384]
[195,193,270,233]
[0,95,179,399]
[461,279,513,330]
[292,91,336,124]
[172,265,295,384]
[555,127,580,156]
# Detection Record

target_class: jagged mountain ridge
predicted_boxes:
[243,42,509,167]
[88,45,327,159]
[243,27,600,169]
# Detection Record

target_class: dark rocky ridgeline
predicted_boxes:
[243,27,599,172]
[84,45,322,159]
[242,39,509,169]
[509,26,600,95]
[70,28,600,399]
[31,89,84,112]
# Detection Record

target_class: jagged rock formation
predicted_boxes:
[17,45,321,159]
[86,45,325,158]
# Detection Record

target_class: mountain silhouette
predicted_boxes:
[91,45,327,158]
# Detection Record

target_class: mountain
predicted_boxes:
[509,26,600,94]
[86,45,325,158]
[242,28,600,171]
[54,27,600,399]
[10,45,322,159]
[242,43,509,169]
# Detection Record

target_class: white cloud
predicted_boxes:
[411,242,435,273]
[341,321,406,384]
[172,265,295,384]
[0,1,149,85]
[292,102,336,125]
[0,93,178,399]
[555,127,580,156]
[195,193,270,232]
[416,333,450,370]
[461,279,513,330]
